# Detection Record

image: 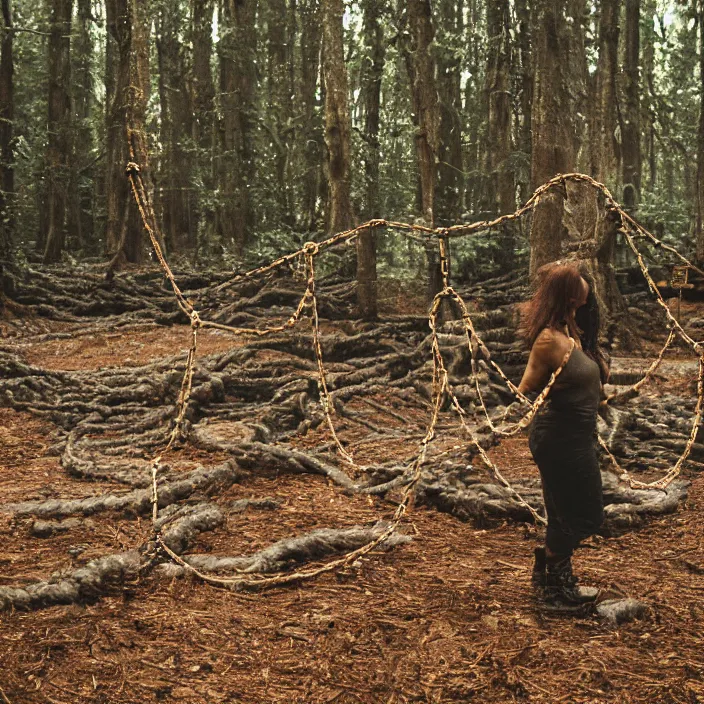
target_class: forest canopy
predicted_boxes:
[0,0,703,280]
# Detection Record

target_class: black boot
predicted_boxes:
[543,555,599,611]
[532,546,547,589]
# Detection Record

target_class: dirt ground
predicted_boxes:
[1,316,703,704]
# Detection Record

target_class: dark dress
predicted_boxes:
[528,345,604,555]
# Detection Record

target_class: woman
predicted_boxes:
[518,263,608,611]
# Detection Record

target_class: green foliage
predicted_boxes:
[639,188,695,251]
[1,0,701,281]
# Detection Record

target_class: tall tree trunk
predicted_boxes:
[357,0,385,319]
[157,1,195,254]
[0,0,13,292]
[407,0,439,227]
[515,0,532,204]
[322,0,353,233]
[697,0,704,262]
[68,0,95,253]
[485,0,513,215]
[530,0,627,333]
[43,0,73,264]
[529,0,579,276]
[105,0,154,267]
[462,0,483,213]
[298,0,322,231]
[266,0,294,226]
[435,0,464,226]
[407,0,441,298]
[589,0,621,186]
[217,0,257,256]
[621,0,641,210]
[361,0,384,221]
[191,0,216,256]
[642,0,656,193]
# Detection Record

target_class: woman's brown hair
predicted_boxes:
[519,262,609,383]
[519,263,587,347]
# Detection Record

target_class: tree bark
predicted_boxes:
[322,0,353,233]
[529,2,627,336]
[697,0,704,263]
[298,0,322,231]
[621,0,641,210]
[407,0,439,227]
[191,0,216,256]
[642,0,656,193]
[266,0,294,226]
[217,0,257,256]
[105,0,155,268]
[462,0,483,213]
[361,0,384,221]
[67,0,95,253]
[43,0,73,264]
[157,1,195,254]
[589,0,621,186]
[529,0,580,277]
[0,0,13,290]
[435,0,464,226]
[485,0,513,216]
[515,0,532,202]
[357,0,384,319]
[406,0,441,299]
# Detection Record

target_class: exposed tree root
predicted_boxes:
[156,522,412,580]
[0,266,699,611]
[2,461,240,519]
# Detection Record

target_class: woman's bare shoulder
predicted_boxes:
[531,327,571,364]
[533,327,561,346]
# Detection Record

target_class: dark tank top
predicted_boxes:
[535,345,601,431]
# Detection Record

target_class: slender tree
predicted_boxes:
[642,0,656,192]
[406,0,439,227]
[485,0,513,215]
[157,0,195,253]
[0,0,13,289]
[435,0,464,225]
[621,0,642,209]
[589,0,621,186]
[68,0,96,252]
[217,0,257,256]
[697,0,704,262]
[361,0,385,221]
[462,0,485,213]
[105,0,155,268]
[357,0,385,319]
[322,0,353,233]
[515,0,532,169]
[298,0,322,231]
[191,0,216,254]
[43,0,73,264]
[405,0,442,299]
[265,0,294,226]
[530,0,579,276]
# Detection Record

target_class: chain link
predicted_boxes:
[125,163,703,587]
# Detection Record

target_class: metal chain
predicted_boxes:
[603,329,676,406]
[150,315,449,589]
[124,161,704,586]
[428,289,548,525]
[593,218,704,490]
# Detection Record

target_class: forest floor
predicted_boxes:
[0,305,703,704]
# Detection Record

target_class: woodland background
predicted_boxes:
[2,3,704,702]
[0,0,703,287]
